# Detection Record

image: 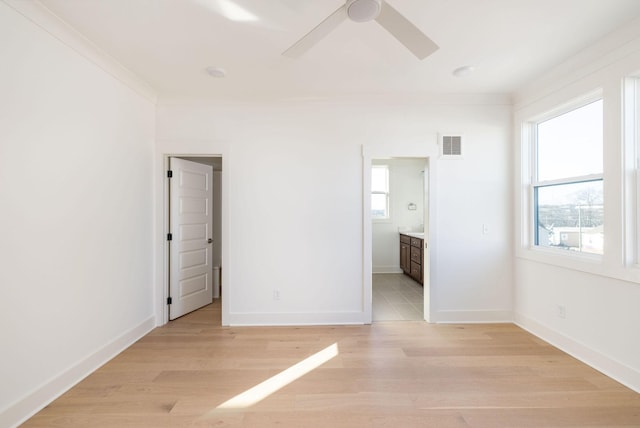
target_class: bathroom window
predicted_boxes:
[531,97,604,255]
[371,165,390,220]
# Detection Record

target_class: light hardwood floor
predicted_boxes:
[23,300,640,427]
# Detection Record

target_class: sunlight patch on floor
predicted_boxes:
[213,343,339,410]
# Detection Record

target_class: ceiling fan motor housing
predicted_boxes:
[346,0,382,22]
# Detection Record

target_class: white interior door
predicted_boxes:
[169,157,213,320]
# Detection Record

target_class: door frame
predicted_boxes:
[154,145,230,327]
[362,142,439,323]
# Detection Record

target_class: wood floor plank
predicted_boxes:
[21,300,640,427]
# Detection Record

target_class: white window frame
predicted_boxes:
[527,92,604,258]
[371,164,390,221]
[624,75,640,266]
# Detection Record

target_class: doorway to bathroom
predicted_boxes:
[371,157,428,321]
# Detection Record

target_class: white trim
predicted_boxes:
[226,311,365,326]
[162,92,513,106]
[516,313,640,393]
[2,0,157,103]
[362,149,374,324]
[0,317,155,428]
[533,174,604,188]
[526,89,603,124]
[624,76,640,266]
[435,310,513,324]
[515,252,640,284]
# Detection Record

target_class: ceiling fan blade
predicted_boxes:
[282,5,347,58]
[375,2,439,60]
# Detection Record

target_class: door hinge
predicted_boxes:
[167,297,172,305]
[167,170,173,178]
[167,233,172,241]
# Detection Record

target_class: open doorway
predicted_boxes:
[362,144,435,324]
[371,158,428,321]
[165,156,223,321]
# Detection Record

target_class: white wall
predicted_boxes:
[372,158,425,273]
[0,3,156,426]
[156,96,513,325]
[4,0,638,425]
[513,18,640,391]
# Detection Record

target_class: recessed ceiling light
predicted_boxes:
[453,65,475,77]
[205,66,226,78]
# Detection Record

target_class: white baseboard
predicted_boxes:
[515,313,640,393]
[434,309,514,324]
[226,311,365,326]
[1,316,156,428]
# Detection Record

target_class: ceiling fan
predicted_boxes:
[282,0,439,60]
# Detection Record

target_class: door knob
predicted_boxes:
[208,238,213,244]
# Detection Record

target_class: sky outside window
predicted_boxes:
[537,99,603,184]
[371,165,389,219]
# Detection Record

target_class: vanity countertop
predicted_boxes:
[401,232,424,239]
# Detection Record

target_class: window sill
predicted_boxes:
[516,246,640,284]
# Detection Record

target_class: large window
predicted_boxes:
[371,165,389,220]
[533,98,604,255]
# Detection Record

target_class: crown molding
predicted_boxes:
[3,0,157,103]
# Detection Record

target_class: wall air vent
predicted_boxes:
[440,134,463,158]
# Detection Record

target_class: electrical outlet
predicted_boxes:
[557,305,566,319]
[273,289,280,301]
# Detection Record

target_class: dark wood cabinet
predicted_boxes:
[400,235,410,274]
[400,233,423,285]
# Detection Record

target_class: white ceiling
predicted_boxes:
[37,0,640,100]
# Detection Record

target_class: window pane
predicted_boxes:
[371,166,388,192]
[371,193,388,219]
[537,99,603,181]
[535,180,603,254]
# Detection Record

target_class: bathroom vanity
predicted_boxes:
[399,233,424,285]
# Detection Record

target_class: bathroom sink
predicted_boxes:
[404,232,424,238]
